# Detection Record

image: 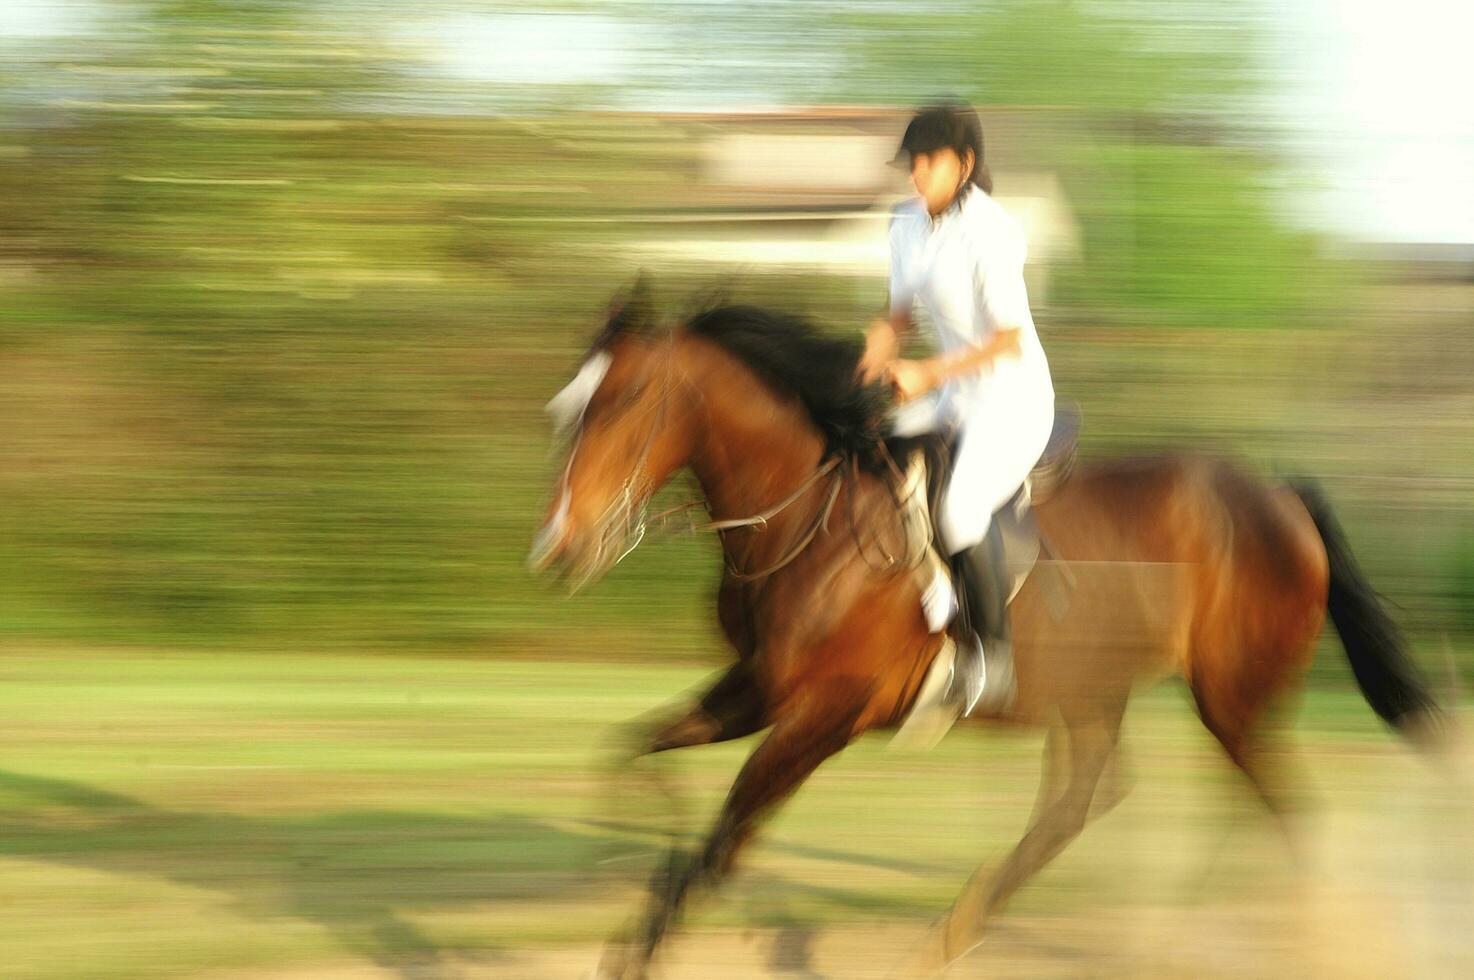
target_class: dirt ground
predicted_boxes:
[496,876,1468,979]
[239,883,1470,980]
[235,750,1474,980]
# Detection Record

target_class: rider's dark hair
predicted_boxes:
[894,99,993,195]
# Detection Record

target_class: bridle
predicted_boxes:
[566,334,678,592]
[567,333,918,588]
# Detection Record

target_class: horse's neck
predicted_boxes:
[684,348,829,535]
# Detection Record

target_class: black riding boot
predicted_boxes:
[951,519,1016,716]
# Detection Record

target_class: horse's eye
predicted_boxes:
[586,385,642,427]
[617,384,646,410]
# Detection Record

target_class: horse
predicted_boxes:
[529,283,1443,980]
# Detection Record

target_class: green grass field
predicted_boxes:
[0,648,1467,979]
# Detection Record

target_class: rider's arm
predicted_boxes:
[859,213,917,381]
[908,227,1030,393]
[859,308,909,380]
[922,326,1022,387]
[890,326,1019,401]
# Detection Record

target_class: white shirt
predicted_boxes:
[887,188,1053,430]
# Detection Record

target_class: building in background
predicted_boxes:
[611,107,1081,307]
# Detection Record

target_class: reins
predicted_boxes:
[649,440,927,584]
[700,456,842,534]
[717,459,845,582]
[648,456,846,583]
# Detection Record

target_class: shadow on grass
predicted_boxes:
[0,769,599,978]
[0,768,951,978]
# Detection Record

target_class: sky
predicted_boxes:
[1277,0,1474,244]
[3,0,1472,244]
[430,12,641,88]
[0,0,98,39]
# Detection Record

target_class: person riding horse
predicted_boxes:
[534,210,1440,980]
[859,100,1056,716]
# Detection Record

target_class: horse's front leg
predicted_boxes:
[599,661,770,858]
[594,678,870,980]
[630,660,768,759]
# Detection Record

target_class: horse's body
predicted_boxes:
[532,294,1439,979]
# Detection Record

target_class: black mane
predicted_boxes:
[683,305,892,463]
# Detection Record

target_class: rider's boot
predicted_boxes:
[950,519,1016,717]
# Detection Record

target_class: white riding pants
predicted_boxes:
[892,359,1055,555]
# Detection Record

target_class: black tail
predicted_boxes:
[1289,479,1440,737]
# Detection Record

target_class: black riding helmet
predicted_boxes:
[891,100,993,194]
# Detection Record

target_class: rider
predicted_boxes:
[859,100,1056,716]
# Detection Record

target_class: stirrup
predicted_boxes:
[890,636,963,751]
[960,638,986,715]
[959,636,1015,718]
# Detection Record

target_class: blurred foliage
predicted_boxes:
[1051,141,1340,322]
[0,1,1467,672]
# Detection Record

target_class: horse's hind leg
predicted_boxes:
[901,697,1128,978]
[1187,476,1325,862]
[1192,680,1308,863]
[1185,673,1320,971]
[1090,732,1134,821]
[1026,714,1134,828]
[595,682,868,980]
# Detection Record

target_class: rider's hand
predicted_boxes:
[857,318,898,384]
[858,347,890,385]
[995,328,1023,359]
[887,359,934,403]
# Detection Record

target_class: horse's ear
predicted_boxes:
[594,272,656,348]
[616,272,654,335]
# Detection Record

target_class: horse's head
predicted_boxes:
[529,280,697,590]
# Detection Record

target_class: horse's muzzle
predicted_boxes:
[528,489,648,594]
[526,515,572,575]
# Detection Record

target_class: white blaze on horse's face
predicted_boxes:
[530,337,689,592]
[530,345,665,589]
[527,467,575,574]
[545,350,612,436]
[528,351,611,575]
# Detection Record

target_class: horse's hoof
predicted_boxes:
[886,916,965,980]
[590,941,644,980]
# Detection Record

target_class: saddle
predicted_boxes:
[885,405,1080,748]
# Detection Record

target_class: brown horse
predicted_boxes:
[530,286,1442,980]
